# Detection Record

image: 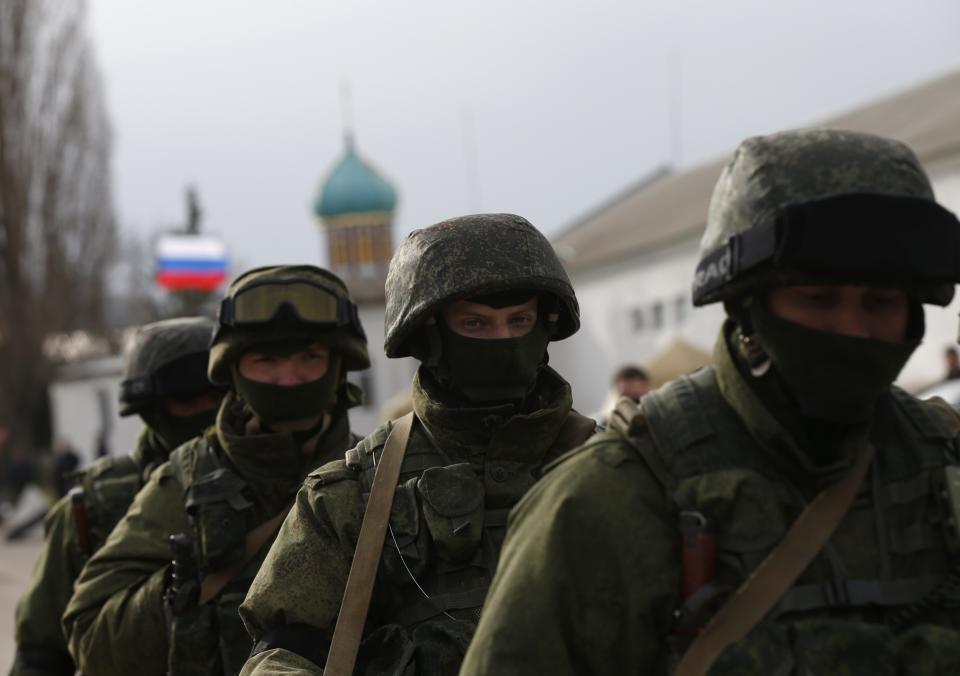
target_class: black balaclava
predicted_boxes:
[426,292,552,404]
[232,340,341,426]
[739,294,922,423]
[140,403,218,452]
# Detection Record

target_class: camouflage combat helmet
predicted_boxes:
[119,317,217,416]
[208,264,370,385]
[383,213,579,358]
[693,129,960,307]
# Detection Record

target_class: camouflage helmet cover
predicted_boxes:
[384,213,579,358]
[694,128,959,306]
[208,264,370,385]
[119,316,216,416]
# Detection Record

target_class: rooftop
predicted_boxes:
[554,69,960,273]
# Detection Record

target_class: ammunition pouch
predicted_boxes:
[416,464,484,565]
[381,477,428,581]
[76,454,143,551]
[169,603,220,676]
[168,441,259,676]
[185,467,253,570]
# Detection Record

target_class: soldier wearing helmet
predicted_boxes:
[461,130,960,675]
[238,214,595,675]
[63,266,369,676]
[12,317,223,676]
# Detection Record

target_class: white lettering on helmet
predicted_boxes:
[693,246,733,292]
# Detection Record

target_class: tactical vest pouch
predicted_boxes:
[674,469,794,577]
[937,466,960,557]
[168,603,221,676]
[216,590,252,676]
[382,477,429,579]
[88,473,143,543]
[416,463,484,565]
[186,468,252,570]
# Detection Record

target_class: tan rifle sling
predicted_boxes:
[675,441,875,676]
[325,412,415,676]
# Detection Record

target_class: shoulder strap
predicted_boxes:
[197,504,291,605]
[676,441,875,676]
[325,412,415,676]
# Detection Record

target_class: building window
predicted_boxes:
[651,301,664,330]
[631,307,644,332]
[357,226,374,264]
[356,371,375,409]
[675,294,687,325]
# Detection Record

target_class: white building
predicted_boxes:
[49,355,141,467]
[549,69,960,415]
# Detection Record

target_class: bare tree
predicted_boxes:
[0,0,116,455]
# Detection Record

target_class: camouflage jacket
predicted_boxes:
[239,367,595,676]
[11,428,169,676]
[461,324,960,675]
[62,393,358,676]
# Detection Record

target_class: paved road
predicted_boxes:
[0,533,44,673]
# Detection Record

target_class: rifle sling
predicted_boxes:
[198,504,292,606]
[325,412,415,676]
[676,441,875,676]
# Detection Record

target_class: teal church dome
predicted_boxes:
[315,139,397,218]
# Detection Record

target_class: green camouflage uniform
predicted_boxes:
[238,214,594,675]
[11,317,218,676]
[461,131,960,675]
[62,266,370,676]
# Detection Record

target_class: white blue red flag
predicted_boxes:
[155,234,228,292]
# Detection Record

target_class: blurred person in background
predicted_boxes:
[944,346,960,380]
[593,364,651,427]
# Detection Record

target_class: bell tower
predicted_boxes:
[314,134,397,298]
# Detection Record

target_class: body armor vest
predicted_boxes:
[344,411,595,672]
[166,439,266,676]
[615,368,960,672]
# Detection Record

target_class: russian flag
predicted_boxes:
[156,235,228,293]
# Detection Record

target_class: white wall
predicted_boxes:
[550,237,724,415]
[899,157,960,390]
[49,369,142,467]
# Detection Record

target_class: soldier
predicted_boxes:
[461,130,960,675]
[238,214,596,675]
[11,317,223,676]
[62,265,370,676]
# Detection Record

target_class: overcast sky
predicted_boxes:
[87,0,960,273]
